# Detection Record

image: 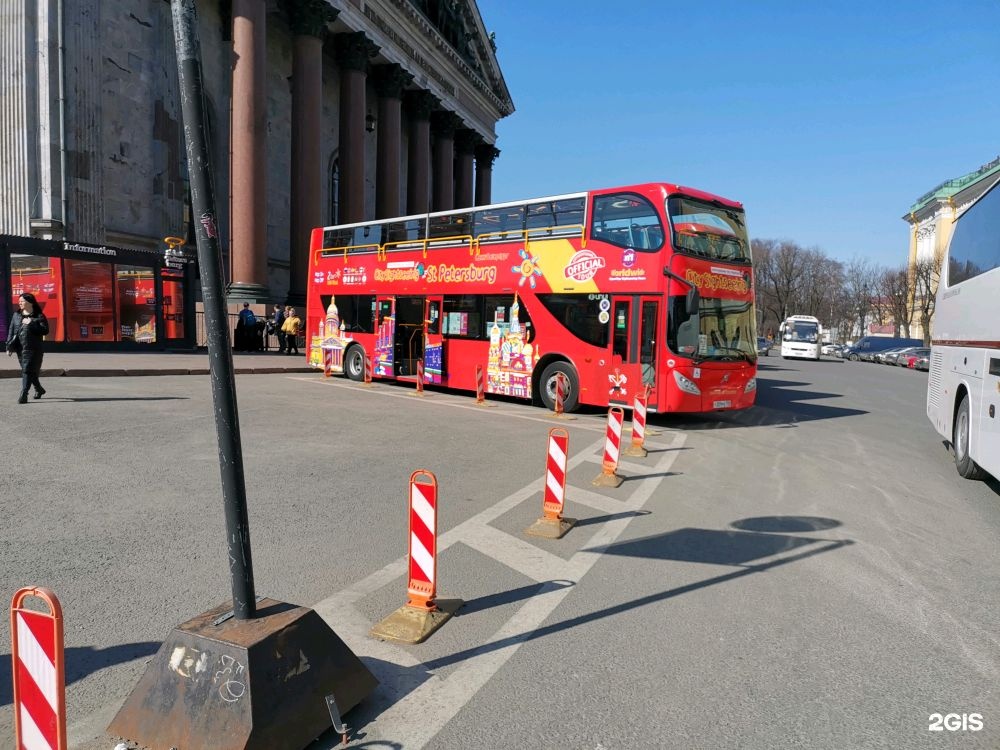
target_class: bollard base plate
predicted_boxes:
[623,444,648,458]
[525,516,577,539]
[548,412,577,421]
[370,599,463,644]
[592,471,624,488]
[474,401,498,408]
[107,599,377,750]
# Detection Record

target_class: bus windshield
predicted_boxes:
[784,321,820,342]
[667,197,750,263]
[667,294,756,362]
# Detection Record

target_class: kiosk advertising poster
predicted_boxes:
[65,259,115,342]
[10,255,65,341]
[117,268,157,343]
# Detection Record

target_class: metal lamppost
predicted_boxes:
[108,2,375,746]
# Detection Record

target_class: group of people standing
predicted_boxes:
[268,304,301,356]
[235,303,301,355]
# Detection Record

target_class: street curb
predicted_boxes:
[0,367,317,378]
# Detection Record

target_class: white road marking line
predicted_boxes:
[310,433,686,749]
[456,523,574,582]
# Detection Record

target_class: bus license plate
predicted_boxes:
[713,400,732,409]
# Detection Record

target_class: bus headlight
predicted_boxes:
[744,376,757,393]
[673,370,701,395]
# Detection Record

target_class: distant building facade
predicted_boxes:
[902,155,1000,341]
[0,0,513,348]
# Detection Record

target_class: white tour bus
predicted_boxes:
[780,315,822,360]
[926,177,1000,481]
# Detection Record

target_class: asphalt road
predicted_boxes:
[0,355,997,749]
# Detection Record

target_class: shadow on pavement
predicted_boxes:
[0,641,160,706]
[37,397,190,402]
[460,579,574,616]
[652,376,867,431]
[573,510,650,528]
[386,517,855,676]
[731,515,841,533]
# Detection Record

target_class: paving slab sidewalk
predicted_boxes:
[0,351,316,378]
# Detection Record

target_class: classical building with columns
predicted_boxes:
[0,0,512,349]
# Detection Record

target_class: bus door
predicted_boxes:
[609,295,659,407]
[424,296,444,384]
[374,295,395,377]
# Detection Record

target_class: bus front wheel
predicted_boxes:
[345,345,366,382]
[539,362,579,413]
[953,394,987,480]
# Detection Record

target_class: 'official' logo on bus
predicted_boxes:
[564,250,606,282]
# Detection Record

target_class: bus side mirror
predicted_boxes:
[685,287,700,316]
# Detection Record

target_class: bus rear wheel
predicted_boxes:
[345,345,366,382]
[539,362,579,413]
[953,394,986,480]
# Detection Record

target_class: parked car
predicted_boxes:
[756,337,772,356]
[843,336,925,361]
[882,347,919,366]
[912,351,930,371]
[901,348,931,368]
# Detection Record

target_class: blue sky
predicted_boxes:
[477,1,1000,268]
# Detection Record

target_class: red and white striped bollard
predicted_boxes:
[474,364,496,407]
[407,470,438,611]
[593,406,625,487]
[624,390,649,458]
[526,428,577,538]
[11,587,66,750]
[413,359,426,397]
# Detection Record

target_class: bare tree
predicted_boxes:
[912,254,943,345]
[843,257,878,340]
[877,267,913,338]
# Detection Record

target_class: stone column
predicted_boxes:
[286,0,337,306]
[454,129,480,208]
[230,0,269,299]
[334,32,378,224]
[404,90,436,215]
[431,110,461,212]
[373,64,413,219]
[474,143,500,207]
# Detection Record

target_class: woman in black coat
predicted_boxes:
[5,292,50,404]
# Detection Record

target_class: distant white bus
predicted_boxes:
[780,315,822,360]
[926,177,1000,481]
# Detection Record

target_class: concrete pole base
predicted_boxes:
[369,599,463,644]
[107,599,377,750]
[591,471,624,488]
[525,516,577,539]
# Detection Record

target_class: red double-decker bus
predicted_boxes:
[306,182,757,413]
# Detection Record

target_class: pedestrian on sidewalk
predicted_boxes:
[271,304,286,353]
[5,292,49,404]
[281,307,301,356]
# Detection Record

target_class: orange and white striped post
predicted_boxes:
[592,406,625,487]
[361,350,374,387]
[406,470,438,611]
[474,364,496,407]
[370,471,462,643]
[412,359,426,397]
[548,372,576,420]
[11,587,67,750]
[526,428,577,538]
[624,390,649,458]
[323,347,333,378]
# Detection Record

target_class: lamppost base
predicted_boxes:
[107,598,377,750]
